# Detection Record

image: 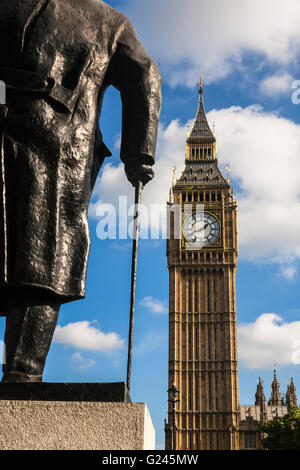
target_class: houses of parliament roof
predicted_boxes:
[239,369,297,427]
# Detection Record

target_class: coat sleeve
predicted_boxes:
[105,18,162,168]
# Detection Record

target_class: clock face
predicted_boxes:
[183,212,220,248]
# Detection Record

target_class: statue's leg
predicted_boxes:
[1,294,60,382]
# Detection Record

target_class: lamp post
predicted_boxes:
[168,383,180,450]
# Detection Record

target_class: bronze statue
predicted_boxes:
[0,0,161,382]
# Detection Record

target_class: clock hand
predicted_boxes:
[193,223,209,234]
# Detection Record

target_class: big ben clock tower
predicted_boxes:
[165,81,239,450]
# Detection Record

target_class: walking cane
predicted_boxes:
[126,179,143,393]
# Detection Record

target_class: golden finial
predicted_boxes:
[172,165,177,187]
[186,124,190,137]
[197,74,205,94]
[212,122,216,135]
[226,165,231,182]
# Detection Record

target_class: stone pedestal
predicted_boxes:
[0,383,155,450]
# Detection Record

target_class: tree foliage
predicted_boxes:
[262,407,300,450]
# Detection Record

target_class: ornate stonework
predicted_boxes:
[165,85,239,450]
[164,87,298,451]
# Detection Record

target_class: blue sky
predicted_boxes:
[2,0,300,449]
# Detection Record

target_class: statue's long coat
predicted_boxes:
[0,0,161,313]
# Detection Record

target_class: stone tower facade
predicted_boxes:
[286,377,298,409]
[165,84,239,450]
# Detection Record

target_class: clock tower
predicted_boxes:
[165,82,239,450]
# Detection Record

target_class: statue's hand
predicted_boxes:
[125,164,154,188]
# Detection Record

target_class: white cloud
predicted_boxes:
[238,313,300,368]
[71,352,96,370]
[54,321,125,353]
[92,119,186,209]
[89,119,187,238]
[89,162,129,218]
[139,296,168,314]
[207,105,300,274]
[260,73,293,97]
[279,264,297,280]
[119,0,300,85]
[134,332,167,355]
[91,102,300,275]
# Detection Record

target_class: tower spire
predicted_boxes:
[172,165,177,187]
[255,377,267,424]
[186,76,216,161]
[255,377,266,406]
[176,76,228,187]
[268,366,283,406]
[286,375,298,410]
